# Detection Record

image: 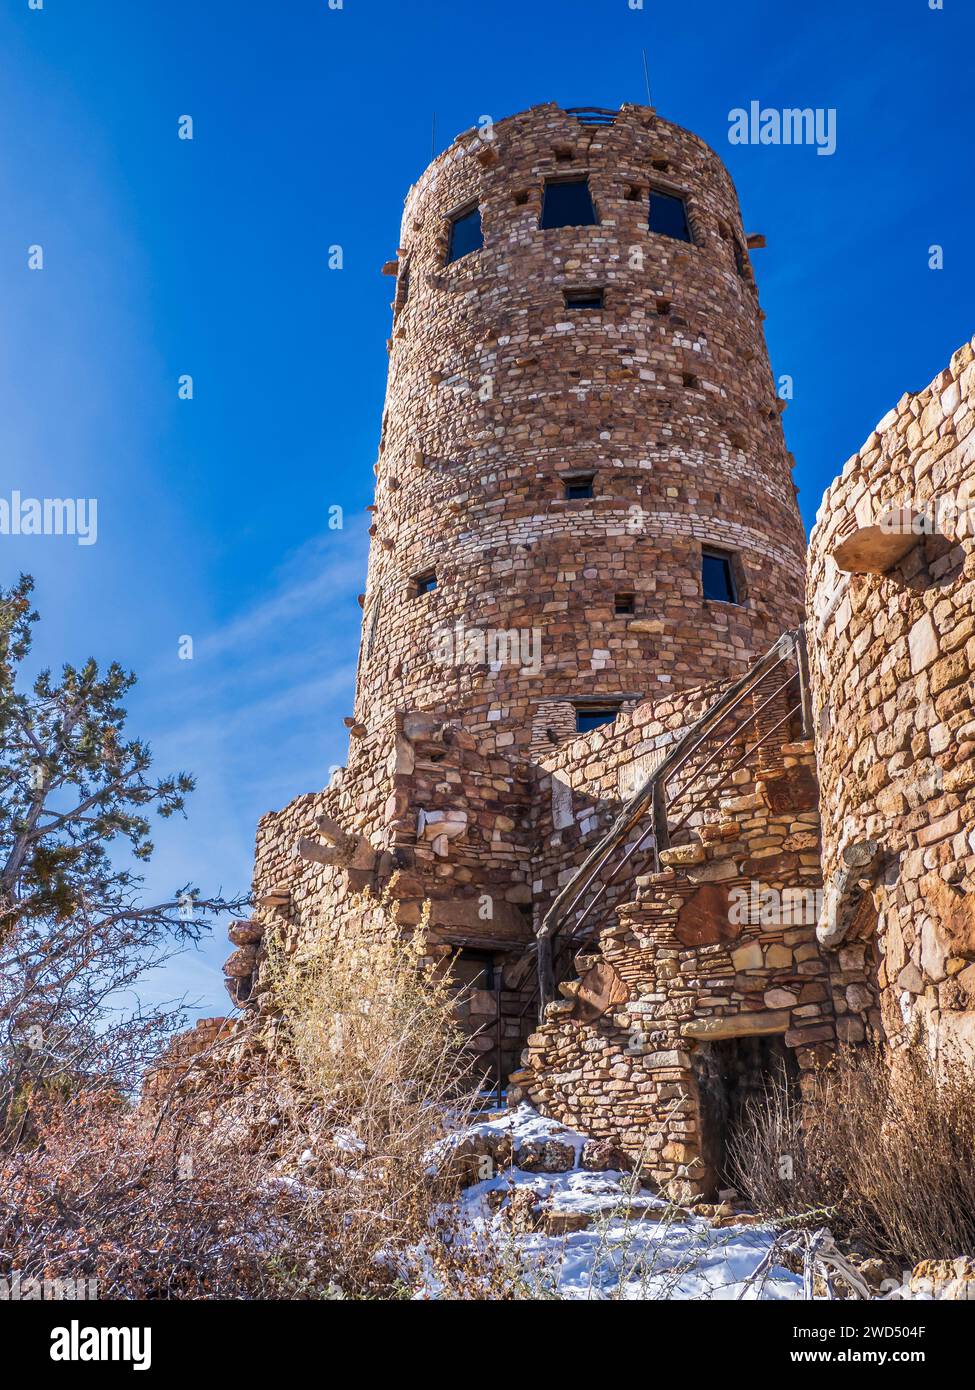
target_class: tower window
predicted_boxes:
[574,703,621,733]
[564,474,594,500]
[564,288,604,310]
[702,549,738,604]
[649,190,693,243]
[541,178,598,229]
[446,205,483,263]
[412,569,438,597]
[734,239,748,278]
[614,592,635,615]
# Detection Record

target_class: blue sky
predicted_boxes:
[1,0,971,1021]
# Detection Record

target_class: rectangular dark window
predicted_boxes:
[541,179,598,229]
[702,549,738,604]
[564,288,604,310]
[564,475,594,500]
[413,569,438,597]
[453,949,497,992]
[614,592,635,615]
[575,705,620,733]
[649,190,692,243]
[734,239,747,278]
[447,206,483,263]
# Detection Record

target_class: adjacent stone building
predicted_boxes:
[216,102,974,1201]
[808,341,975,1069]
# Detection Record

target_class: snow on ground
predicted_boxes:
[444,1103,805,1300]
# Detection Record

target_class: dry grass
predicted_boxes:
[728,1043,975,1268]
[261,904,521,1296]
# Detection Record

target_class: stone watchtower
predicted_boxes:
[357,102,806,757]
[230,103,827,1131]
[208,105,971,1195]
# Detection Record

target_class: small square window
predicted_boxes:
[575,704,620,733]
[564,475,594,500]
[564,288,604,310]
[447,206,483,263]
[702,549,738,604]
[615,592,635,615]
[649,190,692,243]
[541,179,598,229]
[413,570,438,597]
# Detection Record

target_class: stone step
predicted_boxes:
[543,999,576,1021]
[698,820,741,843]
[574,951,602,974]
[634,869,677,888]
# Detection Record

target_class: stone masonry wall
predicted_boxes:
[358,102,806,758]
[510,731,843,1199]
[808,338,975,1066]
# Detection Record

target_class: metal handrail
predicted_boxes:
[533,627,811,1010]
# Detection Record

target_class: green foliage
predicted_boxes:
[0,574,202,940]
[0,575,248,1134]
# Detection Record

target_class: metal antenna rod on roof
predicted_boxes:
[642,48,652,107]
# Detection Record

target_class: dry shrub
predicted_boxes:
[0,904,532,1298]
[0,1078,333,1299]
[728,1044,975,1267]
[263,904,528,1297]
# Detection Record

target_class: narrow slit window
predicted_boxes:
[564,288,604,310]
[413,569,438,598]
[649,190,692,243]
[615,592,635,615]
[564,474,594,500]
[702,549,738,604]
[446,206,483,263]
[574,704,621,734]
[541,178,598,229]
[734,239,748,278]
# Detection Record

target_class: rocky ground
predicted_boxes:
[430,1104,972,1301]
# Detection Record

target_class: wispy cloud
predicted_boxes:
[128,521,370,1018]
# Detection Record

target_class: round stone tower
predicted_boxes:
[355,102,806,757]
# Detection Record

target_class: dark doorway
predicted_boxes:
[692,1035,799,1197]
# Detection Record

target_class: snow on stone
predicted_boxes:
[442,1102,804,1301]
